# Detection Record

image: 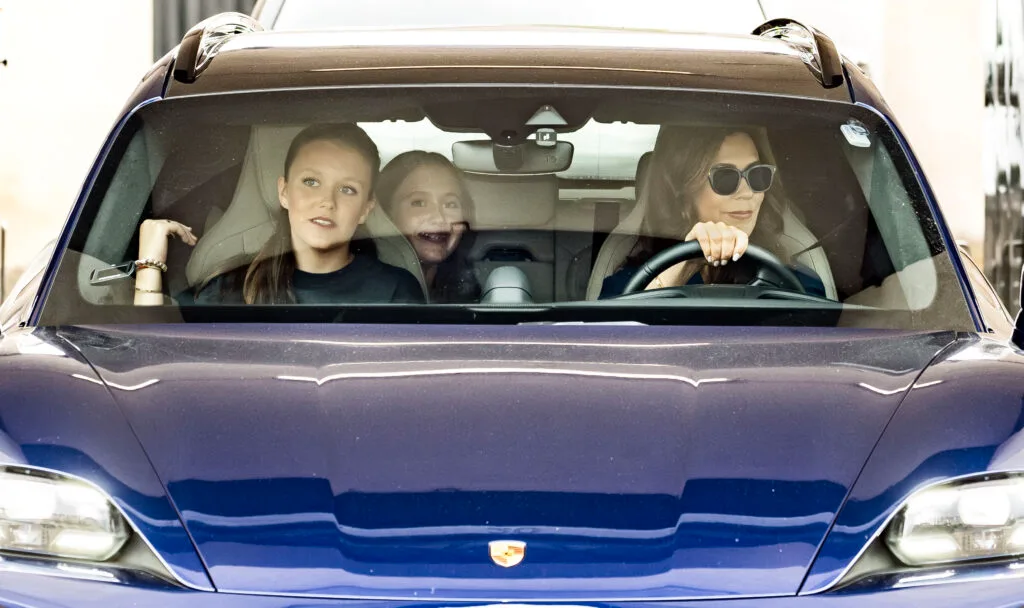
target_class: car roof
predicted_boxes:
[163,26,852,102]
[254,0,768,35]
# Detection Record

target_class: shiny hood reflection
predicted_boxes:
[71,374,160,392]
[56,324,957,601]
[277,362,730,387]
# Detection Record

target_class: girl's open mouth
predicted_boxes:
[310,217,336,228]
[418,231,451,244]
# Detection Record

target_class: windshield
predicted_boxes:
[38,87,973,330]
[268,0,766,34]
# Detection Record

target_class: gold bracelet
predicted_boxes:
[134,287,162,294]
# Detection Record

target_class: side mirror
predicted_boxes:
[1014,264,1024,349]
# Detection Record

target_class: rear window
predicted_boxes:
[38,86,974,330]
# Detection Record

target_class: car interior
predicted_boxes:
[158,119,838,306]
[56,88,974,329]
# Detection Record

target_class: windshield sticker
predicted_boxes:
[841,121,872,148]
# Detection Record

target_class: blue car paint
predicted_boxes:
[8,570,1024,608]
[0,328,213,589]
[802,333,1024,592]
[9,325,1024,606]
[8,569,1024,608]
[2,323,957,600]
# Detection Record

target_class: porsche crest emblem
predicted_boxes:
[488,540,526,567]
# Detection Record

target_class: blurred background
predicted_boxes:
[0,0,1013,307]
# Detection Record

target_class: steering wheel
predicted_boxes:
[621,241,806,295]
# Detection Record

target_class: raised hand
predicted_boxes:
[134,219,196,306]
[138,219,197,263]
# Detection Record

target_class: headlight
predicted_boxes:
[0,467,129,561]
[887,475,1024,566]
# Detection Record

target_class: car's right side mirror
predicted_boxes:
[1014,264,1024,349]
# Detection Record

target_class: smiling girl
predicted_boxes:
[376,151,480,303]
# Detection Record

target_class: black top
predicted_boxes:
[184,255,424,304]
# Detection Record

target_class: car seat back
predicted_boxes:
[463,173,559,302]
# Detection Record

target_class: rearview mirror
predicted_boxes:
[452,140,573,175]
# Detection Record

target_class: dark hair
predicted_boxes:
[376,151,480,303]
[242,124,381,304]
[628,126,785,283]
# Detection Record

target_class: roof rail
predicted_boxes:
[752,18,844,89]
[173,12,263,84]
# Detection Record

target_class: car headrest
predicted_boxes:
[185,126,425,294]
[254,127,302,213]
[461,173,557,230]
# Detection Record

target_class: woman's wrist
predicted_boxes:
[661,262,688,287]
[135,266,163,285]
[133,266,164,305]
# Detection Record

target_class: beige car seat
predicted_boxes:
[185,125,425,295]
[463,173,559,302]
[586,132,837,300]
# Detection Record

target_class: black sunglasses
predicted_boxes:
[707,163,776,196]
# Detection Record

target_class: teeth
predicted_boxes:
[419,233,450,243]
[311,219,333,226]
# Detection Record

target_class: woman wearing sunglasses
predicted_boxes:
[600,125,825,297]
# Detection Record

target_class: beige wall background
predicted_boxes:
[0,0,152,294]
[0,0,987,295]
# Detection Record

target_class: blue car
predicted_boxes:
[2,11,1024,607]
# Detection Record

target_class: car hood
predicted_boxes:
[62,324,955,600]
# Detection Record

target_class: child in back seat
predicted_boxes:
[376,151,481,304]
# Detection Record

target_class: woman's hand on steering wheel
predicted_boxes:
[622,240,806,295]
[684,221,749,267]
